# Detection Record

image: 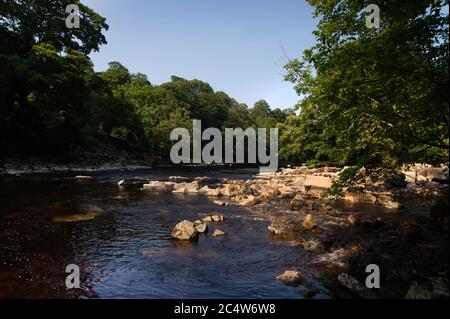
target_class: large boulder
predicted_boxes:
[171,220,198,241]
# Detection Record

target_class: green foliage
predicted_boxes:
[325,166,360,198]
[2,0,446,169]
[282,0,449,168]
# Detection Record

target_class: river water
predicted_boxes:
[1,168,437,299]
[0,168,333,299]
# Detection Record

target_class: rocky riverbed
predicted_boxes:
[138,164,449,298]
[0,164,448,298]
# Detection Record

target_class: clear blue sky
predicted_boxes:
[83,0,317,109]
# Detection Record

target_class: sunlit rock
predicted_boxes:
[195,223,208,233]
[212,229,225,237]
[302,214,316,230]
[276,270,303,286]
[171,220,198,241]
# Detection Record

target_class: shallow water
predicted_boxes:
[0,168,435,298]
[0,168,329,298]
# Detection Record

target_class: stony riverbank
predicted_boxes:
[133,164,449,298]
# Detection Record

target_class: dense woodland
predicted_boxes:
[0,0,448,168]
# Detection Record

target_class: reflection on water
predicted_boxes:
[0,169,327,299]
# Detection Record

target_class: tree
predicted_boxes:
[251,100,271,118]
[0,0,109,157]
[0,0,108,55]
[284,0,449,167]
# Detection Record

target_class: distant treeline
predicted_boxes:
[1,0,448,168]
[0,1,293,163]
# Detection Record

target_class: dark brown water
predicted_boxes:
[0,169,329,299]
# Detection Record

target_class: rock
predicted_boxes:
[276,270,303,286]
[212,229,225,237]
[347,215,357,225]
[185,181,200,193]
[51,204,102,223]
[344,192,377,204]
[74,175,93,180]
[143,181,174,191]
[199,186,221,196]
[267,225,282,235]
[337,273,377,299]
[201,214,224,222]
[202,216,213,223]
[303,175,333,189]
[338,273,363,290]
[302,241,318,250]
[268,216,299,236]
[306,186,327,197]
[195,223,208,233]
[302,214,316,230]
[211,214,224,222]
[429,277,449,298]
[171,220,198,241]
[376,194,401,209]
[278,185,296,197]
[172,187,187,194]
[172,182,199,193]
[416,174,428,183]
[291,194,307,210]
[117,177,148,188]
[168,176,190,183]
[307,200,321,211]
[213,200,230,207]
[318,202,333,212]
[259,185,281,199]
[403,171,416,184]
[193,220,202,226]
[219,184,238,196]
[238,195,260,206]
[383,171,407,188]
[52,211,99,222]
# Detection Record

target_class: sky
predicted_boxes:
[83,0,317,109]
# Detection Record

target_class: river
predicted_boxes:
[0,168,334,298]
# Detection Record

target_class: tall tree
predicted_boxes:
[284,0,449,167]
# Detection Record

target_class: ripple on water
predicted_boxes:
[0,170,324,298]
